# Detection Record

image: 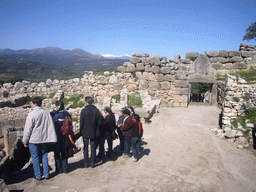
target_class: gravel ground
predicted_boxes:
[5,105,256,192]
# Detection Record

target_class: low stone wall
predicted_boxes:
[222,75,256,128]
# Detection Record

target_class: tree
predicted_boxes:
[243,22,256,41]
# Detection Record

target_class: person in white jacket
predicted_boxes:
[23,97,57,180]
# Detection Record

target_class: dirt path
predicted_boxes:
[5,106,256,191]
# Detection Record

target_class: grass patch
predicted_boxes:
[49,92,55,99]
[112,94,120,102]
[61,94,85,109]
[127,92,142,108]
[72,117,79,123]
[216,73,228,81]
[235,66,256,83]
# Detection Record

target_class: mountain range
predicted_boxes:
[0,47,129,82]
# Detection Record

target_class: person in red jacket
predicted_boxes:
[119,109,133,158]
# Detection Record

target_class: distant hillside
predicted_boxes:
[0,47,128,82]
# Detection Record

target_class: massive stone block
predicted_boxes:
[161,67,171,74]
[155,74,164,82]
[144,65,151,72]
[194,54,213,75]
[174,95,188,103]
[229,51,241,57]
[229,56,243,63]
[130,56,141,64]
[173,54,180,63]
[117,66,126,73]
[210,57,229,63]
[241,51,252,57]
[181,59,192,64]
[185,52,199,60]
[164,75,175,82]
[149,55,161,66]
[175,80,189,88]
[127,84,138,91]
[160,81,171,90]
[142,57,150,65]
[205,51,219,57]
[151,66,161,74]
[212,63,224,70]
[139,79,149,89]
[219,50,229,57]
[148,82,161,90]
[126,63,136,73]
[136,63,145,71]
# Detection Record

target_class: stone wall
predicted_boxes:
[221,75,256,128]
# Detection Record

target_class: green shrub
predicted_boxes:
[2,91,9,98]
[6,77,24,85]
[242,92,251,101]
[127,92,142,108]
[26,96,32,104]
[232,107,256,128]
[112,94,120,102]
[233,97,240,102]
[246,108,256,123]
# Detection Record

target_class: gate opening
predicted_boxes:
[189,83,212,105]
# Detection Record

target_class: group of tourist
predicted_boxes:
[23,96,143,180]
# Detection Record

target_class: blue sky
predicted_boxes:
[1,0,255,58]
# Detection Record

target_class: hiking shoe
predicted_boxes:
[133,158,138,162]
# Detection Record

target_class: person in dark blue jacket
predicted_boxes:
[51,101,71,174]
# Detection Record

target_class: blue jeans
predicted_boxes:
[123,137,131,156]
[131,137,140,160]
[83,137,96,167]
[29,143,49,180]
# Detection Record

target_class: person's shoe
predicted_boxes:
[133,158,138,162]
[35,177,43,181]
[91,164,95,168]
[44,175,51,180]
[123,154,130,158]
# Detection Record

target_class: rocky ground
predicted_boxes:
[4,105,256,192]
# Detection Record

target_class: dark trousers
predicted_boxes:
[54,135,68,173]
[96,136,105,161]
[83,137,96,167]
[106,138,113,155]
[117,127,124,151]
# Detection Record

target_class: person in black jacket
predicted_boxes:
[80,96,102,168]
[51,101,72,174]
[103,107,117,159]
[116,110,125,152]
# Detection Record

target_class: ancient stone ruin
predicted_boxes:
[0,42,255,174]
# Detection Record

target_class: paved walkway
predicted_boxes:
[5,106,256,191]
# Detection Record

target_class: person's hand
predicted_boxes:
[24,144,28,148]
